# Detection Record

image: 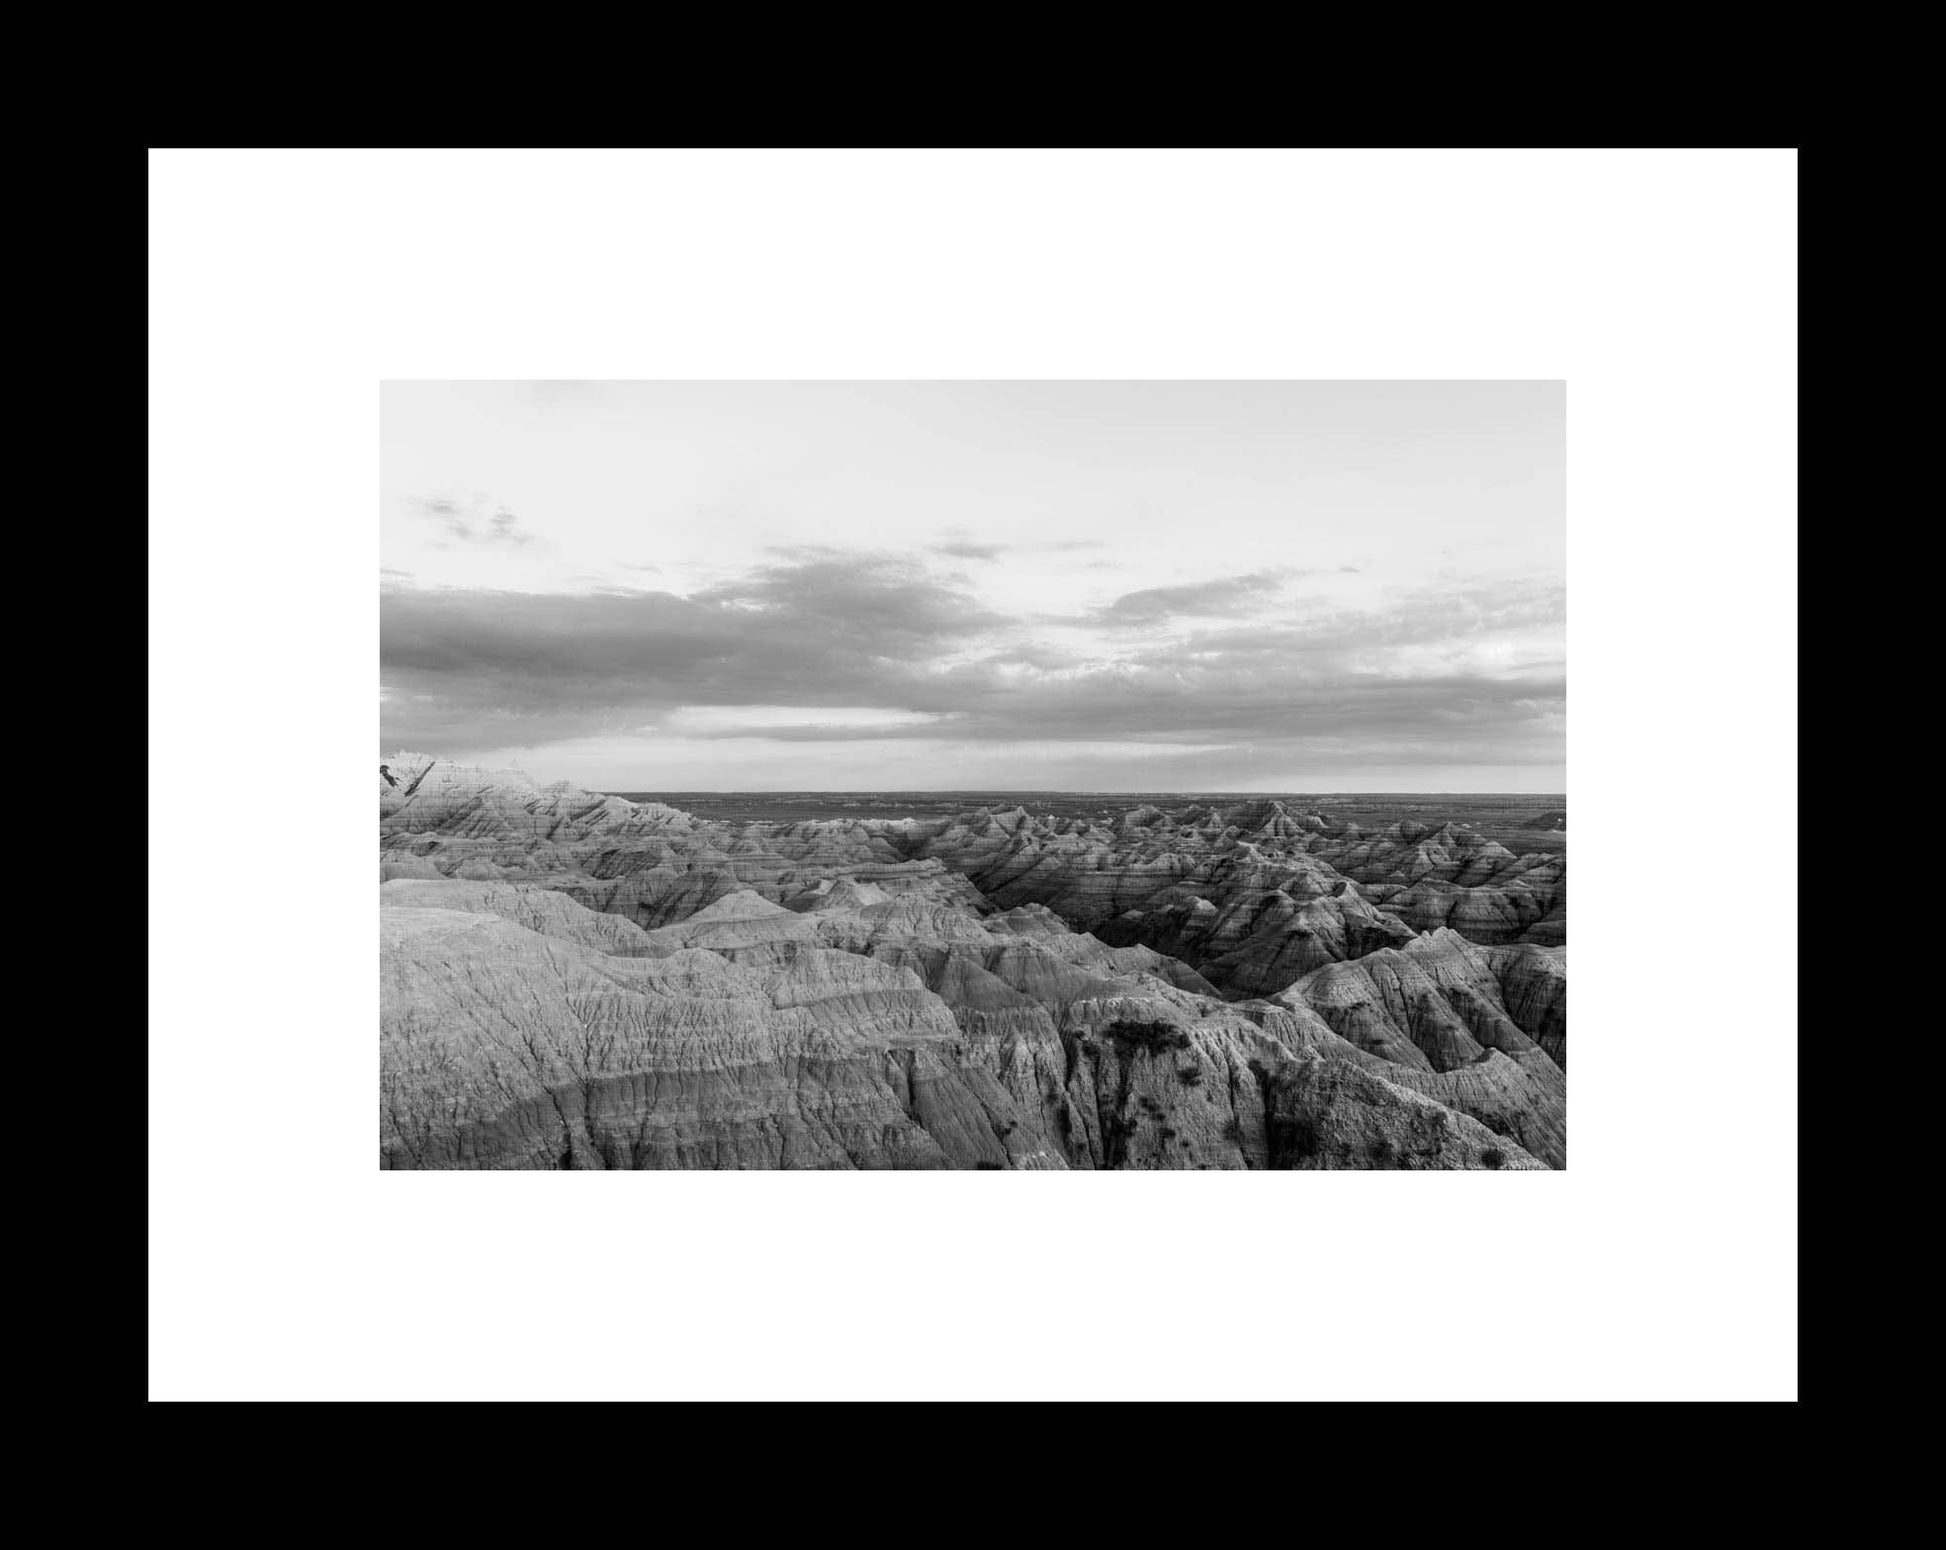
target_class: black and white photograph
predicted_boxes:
[150,148,1797,1402]
[379,380,1567,1171]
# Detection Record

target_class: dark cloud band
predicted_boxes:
[381,553,1562,766]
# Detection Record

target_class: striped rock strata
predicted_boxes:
[378,760,1565,1169]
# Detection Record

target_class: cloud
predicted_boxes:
[691,552,1011,643]
[380,552,1012,748]
[932,541,1006,561]
[1090,568,1291,626]
[410,494,534,546]
[666,705,959,739]
[382,551,1563,777]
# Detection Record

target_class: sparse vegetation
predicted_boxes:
[1480,1147,1507,1170]
[1367,1137,1397,1165]
[1221,1117,1245,1144]
[1177,1065,1204,1087]
[1267,1113,1322,1162]
[975,1160,1004,1171]
[1103,1018,1192,1055]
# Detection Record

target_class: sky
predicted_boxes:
[380,381,1564,791]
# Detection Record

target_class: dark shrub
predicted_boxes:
[1367,1137,1397,1164]
[1221,1117,1245,1144]
[1267,1113,1322,1161]
[1177,1065,1204,1087]
[1103,1018,1191,1055]
[1480,1148,1507,1170]
[974,1160,1005,1171]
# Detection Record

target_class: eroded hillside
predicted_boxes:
[380,756,1565,1170]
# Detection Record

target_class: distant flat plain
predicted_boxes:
[599,791,1568,853]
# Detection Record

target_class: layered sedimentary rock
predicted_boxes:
[379,753,982,930]
[382,899,1010,1171]
[382,757,1564,999]
[1274,930,1568,1167]
[910,800,1565,980]
[379,757,1566,1170]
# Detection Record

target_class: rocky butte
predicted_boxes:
[380,755,1566,1170]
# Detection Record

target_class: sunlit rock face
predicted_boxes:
[379,759,1564,1170]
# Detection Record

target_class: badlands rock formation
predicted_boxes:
[380,755,1566,1170]
[913,799,1565,977]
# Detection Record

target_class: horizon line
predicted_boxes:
[589,787,1568,797]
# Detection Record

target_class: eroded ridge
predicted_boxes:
[380,758,1565,1170]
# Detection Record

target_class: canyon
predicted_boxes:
[380,755,1566,1170]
